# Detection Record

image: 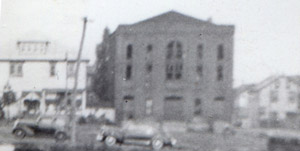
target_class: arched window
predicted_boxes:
[166,41,183,80]
[176,43,182,59]
[166,42,174,59]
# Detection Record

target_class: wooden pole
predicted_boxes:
[70,17,88,144]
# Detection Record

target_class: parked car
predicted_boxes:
[267,130,300,151]
[12,116,69,141]
[96,121,177,150]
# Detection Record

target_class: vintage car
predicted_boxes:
[12,116,69,141]
[267,130,300,151]
[95,121,177,150]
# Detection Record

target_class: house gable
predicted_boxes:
[113,11,234,34]
[132,10,212,27]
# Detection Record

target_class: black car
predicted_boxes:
[96,121,177,150]
[267,130,300,151]
[12,116,69,141]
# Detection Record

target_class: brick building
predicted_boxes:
[95,11,235,122]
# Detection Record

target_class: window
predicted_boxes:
[49,62,57,76]
[194,98,202,115]
[147,45,153,53]
[196,65,203,77]
[214,96,225,101]
[175,64,182,79]
[166,41,183,80]
[125,64,132,80]
[146,63,152,73]
[217,65,223,81]
[289,91,296,103]
[217,44,224,60]
[166,43,173,59]
[270,111,278,120]
[270,90,278,102]
[126,44,133,59]
[67,62,76,77]
[197,44,203,59]
[166,64,173,80]
[259,107,266,116]
[176,43,182,59]
[124,95,134,101]
[146,99,153,115]
[274,81,280,89]
[10,62,23,77]
[286,80,291,89]
[76,100,82,108]
[166,63,183,80]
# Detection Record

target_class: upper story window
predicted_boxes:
[176,43,183,59]
[147,45,153,53]
[166,41,183,80]
[67,62,76,77]
[10,62,23,77]
[167,41,183,59]
[166,63,183,80]
[217,44,224,60]
[166,64,173,80]
[166,44,173,59]
[126,44,133,59]
[17,41,50,54]
[286,80,291,89]
[270,90,278,102]
[217,65,223,81]
[289,91,296,103]
[146,63,152,73]
[197,65,203,78]
[125,64,132,80]
[174,63,182,79]
[49,62,57,77]
[197,44,203,59]
[274,80,280,89]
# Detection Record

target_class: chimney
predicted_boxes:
[207,17,213,23]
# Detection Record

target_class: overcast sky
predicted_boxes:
[1,0,300,86]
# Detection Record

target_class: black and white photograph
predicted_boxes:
[0,0,300,150]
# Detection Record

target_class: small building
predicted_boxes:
[0,41,89,119]
[234,76,300,129]
[95,11,235,123]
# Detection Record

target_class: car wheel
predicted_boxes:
[105,136,116,146]
[152,139,164,150]
[55,132,67,142]
[13,129,26,139]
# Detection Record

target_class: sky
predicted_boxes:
[1,0,300,87]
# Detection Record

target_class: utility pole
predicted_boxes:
[70,17,88,144]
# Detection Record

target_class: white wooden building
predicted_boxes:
[0,41,89,118]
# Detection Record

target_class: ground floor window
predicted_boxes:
[24,99,40,114]
[145,99,153,115]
